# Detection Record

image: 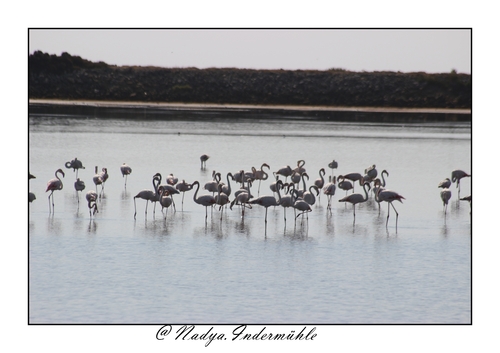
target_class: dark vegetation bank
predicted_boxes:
[29,51,471,110]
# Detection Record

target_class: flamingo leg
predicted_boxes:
[133,197,137,219]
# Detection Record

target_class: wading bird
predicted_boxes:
[74,178,86,203]
[158,186,173,217]
[200,154,210,169]
[65,158,85,178]
[86,190,98,218]
[120,163,132,188]
[314,168,326,201]
[93,166,103,196]
[175,179,193,209]
[133,174,160,219]
[438,177,451,189]
[440,188,452,213]
[375,188,405,228]
[191,181,216,222]
[338,182,371,222]
[451,170,471,198]
[46,169,65,213]
[323,176,337,212]
[249,180,283,224]
[252,163,270,196]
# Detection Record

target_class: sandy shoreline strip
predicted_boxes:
[29,99,471,115]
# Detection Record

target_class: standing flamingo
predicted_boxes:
[339,172,363,193]
[86,190,98,218]
[337,175,353,196]
[303,185,320,207]
[191,181,216,222]
[230,180,253,218]
[438,177,451,189]
[323,176,337,212]
[93,166,103,196]
[293,159,307,175]
[65,158,85,178]
[215,184,230,220]
[252,163,270,196]
[200,154,210,169]
[100,167,109,193]
[46,169,65,213]
[364,164,377,183]
[375,188,405,228]
[338,182,371,222]
[133,174,160,219]
[279,183,297,223]
[175,179,193,210]
[314,168,325,202]
[440,188,452,213]
[451,170,471,198]
[275,165,293,181]
[120,163,132,188]
[74,178,86,203]
[293,197,312,221]
[328,160,338,179]
[249,180,283,224]
[154,173,180,212]
[158,186,174,217]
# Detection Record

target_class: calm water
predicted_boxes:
[28,109,471,324]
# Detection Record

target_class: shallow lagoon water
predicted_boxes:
[28,109,471,324]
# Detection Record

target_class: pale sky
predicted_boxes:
[29,29,471,74]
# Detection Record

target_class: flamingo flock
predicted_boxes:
[30,154,471,232]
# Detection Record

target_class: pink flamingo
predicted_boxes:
[191,181,216,222]
[46,169,65,213]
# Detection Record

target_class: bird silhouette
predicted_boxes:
[86,190,98,218]
[375,188,405,228]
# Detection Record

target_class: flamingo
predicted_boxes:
[86,190,98,218]
[65,158,85,178]
[328,160,338,178]
[215,184,230,220]
[372,170,389,198]
[293,197,312,221]
[191,181,216,222]
[375,188,405,228]
[279,183,297,222]
[167,173,178,186]
[175,179,193,209]
[249,180,283,224]
[204,171,221,195]
[252,163,270,196]
[338,182,371,222]
[438,177,451,189]
[293,159,306,175]
[303,185,320,207]
[120,163,132,187]
[230,181,253,217]
[154,173,180,212]
[200,154,210,169]
[100,167,109,193]
[451,170,471,198]
[337,175,353,196]
[314,168,326,201]
[46,169,65,213]
[323,176,337,212]
[158,186,173,216]
[440,188,452,213]
[93,166,103,196]
[275,165,293,181]
[133,174,160,219]
[74,178,86,203]
[364,164,377,183]
[340,172,363,192]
